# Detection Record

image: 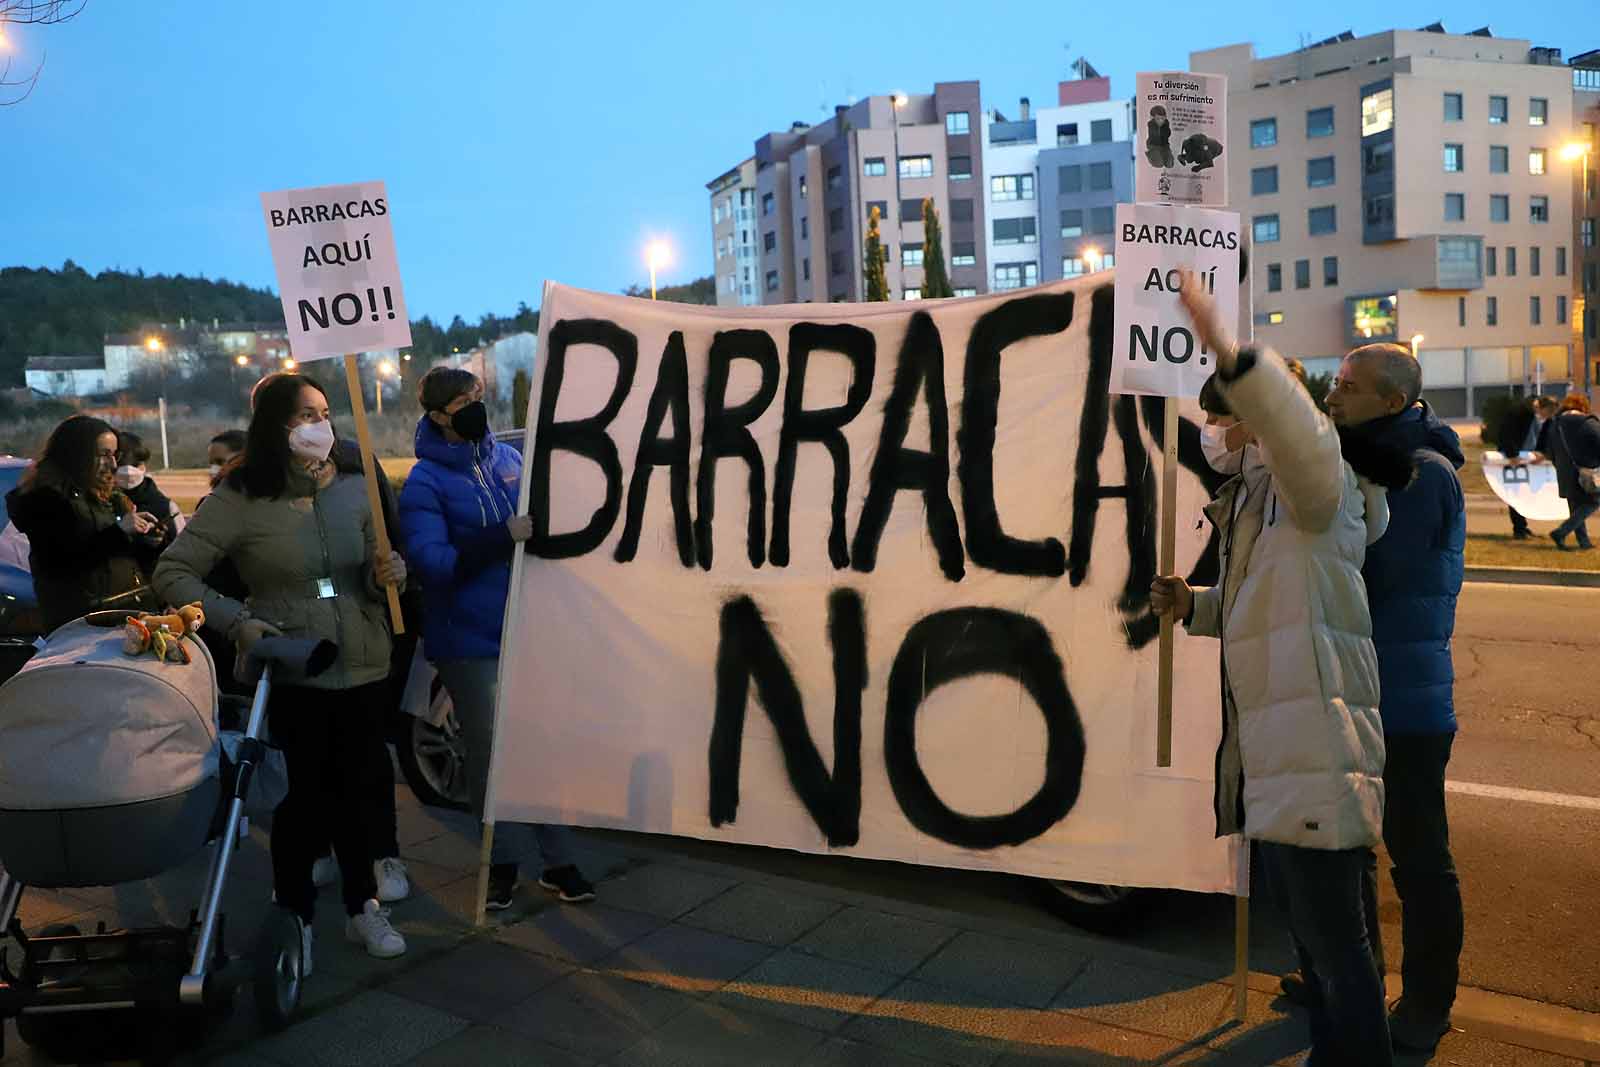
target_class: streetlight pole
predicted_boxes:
[1410,332,1424,360]
[146,336,169,469]
[646,241,671,300]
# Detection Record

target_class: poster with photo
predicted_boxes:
[1135,71,1228,207]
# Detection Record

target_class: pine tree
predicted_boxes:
[920,198,954,299]
[512,368,531,429]
[863,205,890,301]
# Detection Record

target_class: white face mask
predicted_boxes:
[288,419,336,464]
[114,465,146,490]
[1200,424,1241,473]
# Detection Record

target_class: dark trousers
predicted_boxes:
[1554,495,1599,546]
[1508,505,1529,536]
[1367,732,1463,1022]
[268,682,389,920]
[1260,842,1392,1067]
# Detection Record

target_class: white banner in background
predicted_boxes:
[493,277,1243,895]
[1482,452,1567,521]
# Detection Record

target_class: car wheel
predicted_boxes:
[395,678,470,810]
[1034,879,1144,934]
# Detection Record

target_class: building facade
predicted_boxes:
[1194,27,1578,417]
[708,159,761,307]
[1572,49,1599,397]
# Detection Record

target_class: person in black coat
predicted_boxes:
[1539,394,1600,550]
[1497,396,1558,538]
[114,430,182,556]
[4,415,162,631]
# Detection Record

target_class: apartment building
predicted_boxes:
[707,159,761,307]
[1194,26,1578,417]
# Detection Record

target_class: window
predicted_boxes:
[1060,209,1083,237]
[1490,145,1509,173]
[830,252,845,275]
[1295,260,1311,289]
[1363,140,1394,175]
[952,241,976,267]
[1056,122,1078,146]
[1458,297,1466,327]
[1444,193,1465,221]
[1090,118,1113,143]
[1557,246,1567,275]
[899,155,933,179]
[1309,206,1337,235]
[866,200,888,223]
[1486,246,1497,275]
[951,198,973,222]
[1306,107,1335,138]
[1351,294,1398,339]
[800,217,809,239]
[1251,118,1278,148]
[1506,246,1517,276]
[1062,256,1085,277]
[1530,196,1549,223]
[1089,206,1114,234]
[830,207,845,233]
[1101,252,1115,270]
[990,174,1034,201]
[993,262,1037,290]
[902,243,924,267]
[1307,156,1336,187]
[1267,263,1282,292]
[864,157,887,177]
[1529,148,1547,175]
[1365,193,1394,227]
[1361,87,1394,135]
[1444,92,1463,122]
[762,192,775,216]
[1530,296,1541,324]
[954,287,978,297]
[1586,219,1596,247]
[799,175,808,199]
[1490,195,1509,223]
[1253,214,1281,243]
[904,290,923,301]
[946,111,970,135]
[802,259,811,281]
[1088,162,1113,190]
[1324,256,1339,286]
[1267,311,1285,325]
[949,155,972,180]
[1558,295,1567,324]
[1487,295,1498,325]
[1530,246,1540,276]
[992,217,1037,245]
[1489,95,1507,124]
[765,270,779,292]
[1252,165,1279,195]
[1059,165,1083,193]
[1443,144,1464,172]
[900,199,923,223]
[1529,98,1548,126]
[763,231,777,252]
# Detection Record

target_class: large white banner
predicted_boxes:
[494,277,1244,894]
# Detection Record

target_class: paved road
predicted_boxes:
[644,582,1600,1015]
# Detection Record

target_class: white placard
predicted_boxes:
[1111,203,1242,398]
[490,277,1245,896]
[1136,71,1229,207]
[259,180,412,362]
[1482,452,1567,521]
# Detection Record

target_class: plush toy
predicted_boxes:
[121,603,205,664]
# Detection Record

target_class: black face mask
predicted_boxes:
[448,401,489,441]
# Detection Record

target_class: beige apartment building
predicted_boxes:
[1195,27,1578,417]
[708,158,761,307]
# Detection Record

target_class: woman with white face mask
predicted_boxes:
[155,373,411,967]
[114,430,184,550]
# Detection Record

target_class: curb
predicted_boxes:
[1465,565,1600,588]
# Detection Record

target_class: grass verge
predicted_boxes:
[1466,533,1600,572]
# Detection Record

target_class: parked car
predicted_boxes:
[0,457,42,685]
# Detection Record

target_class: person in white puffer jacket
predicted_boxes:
[1151,273,1395,1067]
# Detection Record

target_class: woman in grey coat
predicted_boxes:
[155,374,408,968]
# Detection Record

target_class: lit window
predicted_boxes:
[945,111,970,135]
[904,289,923,301]
[989,174,1035,202]
[1529,98,1548,126]
[1529,148,1547,175]
[898,155,933,179]
[864,157,887,177]
[1361,87,1394,136]
[953,287,978,297]
[1443,144,1463,172]
[902,244,924,267]
[1350,293,1398,339]
[1253,214,1280,243]
[993,262,1038,290]
[1267,311,1285,325]
[1062,257,1084,277]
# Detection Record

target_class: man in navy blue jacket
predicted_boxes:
[1322,343,1466,1054]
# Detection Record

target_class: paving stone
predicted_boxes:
[247,989,467,1066]
[594,862,738,920]
[714,946,901,1033]
[384,939,572,1022]
[610,999,829,1066]
[795,906,959,976]
[603,922,777,993]
[490,970,697,1061]
[838,977,1034,1067]
[680,881,844,947]
[494,902,663,965]
[912,930,1086,1009]
[399,1023,594,1066]
[798,1036,946,1066]
[1051,958,1237,1042]
[992,1010,1193,1064]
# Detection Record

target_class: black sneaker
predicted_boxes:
[485,864,518,911]
[538,865,596,903]
[1389,999,1452,1053]
[1551,531,1571,551]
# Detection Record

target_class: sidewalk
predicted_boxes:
[5,791,1594,1067]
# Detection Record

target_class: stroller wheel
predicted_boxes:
[252,907,304,1032]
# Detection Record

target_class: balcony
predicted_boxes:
[989,120,1037,146]
[1375,235,1484,292]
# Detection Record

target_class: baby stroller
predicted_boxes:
[0,610,334,1062]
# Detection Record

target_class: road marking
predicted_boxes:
[1446,780,1600,812]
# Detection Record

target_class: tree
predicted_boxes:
[512,368,531,429]
[920,198,953,299]
[863,206,889,302]
[621,276,716,305]
[2,1,85,106]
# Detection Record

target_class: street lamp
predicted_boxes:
[646,241,672,300]
[1563,140,1594,396]
[1083,246,1103,274]
[283,357,297,371]
[375,359,395,416]
[1410,333,1424,359]
[144,336,172,469]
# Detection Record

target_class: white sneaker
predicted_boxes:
[311,855,338,888]
[345,899,406,959]
[374,857,410,903]
[299,917,315,978]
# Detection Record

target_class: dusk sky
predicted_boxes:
[4,0,1593,323]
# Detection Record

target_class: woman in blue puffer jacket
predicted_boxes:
[398,367,595,911]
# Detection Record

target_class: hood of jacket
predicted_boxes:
[413,414,498,472]
[1341,400,1463,480]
